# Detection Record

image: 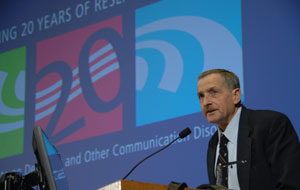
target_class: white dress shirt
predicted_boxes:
[215,107,241,190]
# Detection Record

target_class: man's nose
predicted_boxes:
[202,95,212,106]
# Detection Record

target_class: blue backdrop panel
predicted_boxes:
[0,0,299,189]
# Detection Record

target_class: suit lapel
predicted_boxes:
[207,133,218,184]
[237,106,252,190]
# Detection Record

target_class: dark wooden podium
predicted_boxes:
[97,180,198,190]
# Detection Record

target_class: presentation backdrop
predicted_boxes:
[1,0,300,189]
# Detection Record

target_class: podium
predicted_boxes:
[97,180,198,190]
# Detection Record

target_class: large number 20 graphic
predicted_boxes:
[35,21,127,145]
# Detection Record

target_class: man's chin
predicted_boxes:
[206,117,218,124]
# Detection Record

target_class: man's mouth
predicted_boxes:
[206,109,217,114]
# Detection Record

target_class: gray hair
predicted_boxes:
[198,69,240,91]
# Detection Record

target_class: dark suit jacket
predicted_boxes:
[207,106,300,190]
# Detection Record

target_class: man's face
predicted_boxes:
[197,73,241,130]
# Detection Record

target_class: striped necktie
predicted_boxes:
[217,133,229,188]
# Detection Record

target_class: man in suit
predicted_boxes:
[197,69,300,190]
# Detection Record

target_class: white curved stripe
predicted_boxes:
[15,71,25,101]
[0,71,24,116]
[67,87,82,102]
[0,120,24,133]
[67,62,120,102]
[135,56,148,90]
[89,43,113,62]
[35,80,62,99]
[136,40,183,92]
[72,67,79,77]
[136,16,244,92]
[71,77,80,89]
[90,53,117,73]
[36,44,112,99]
[35,77,80,110]
[35,51,115,112]
[91,62,119,82]
[35,103,56,122]
[35,90,61,110]
[35,62,120,122]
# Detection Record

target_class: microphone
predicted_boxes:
[122,127,192,180]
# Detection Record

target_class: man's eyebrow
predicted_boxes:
[205,86,217,92]
[198,85,217,91]
[197,86,217,97]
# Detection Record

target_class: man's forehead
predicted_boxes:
[199,73,222,81]
[198,74,223,88]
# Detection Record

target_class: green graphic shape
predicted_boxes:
[0,46,26,159]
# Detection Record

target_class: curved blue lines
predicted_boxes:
[67,86,82,102]
[66,62,120,102]
[15,71,25,101]
[35,45,119,122]
[0,71,24,116]
[136,56,148,90]
[92,62,119,82]
[89,43,113,62]
[35,90,61,110]
[90,53,117,73]
[35,62,119,122]
[35,53,117,109]
[136,16,243,92]
[0,120,24,133]
[35,80,62,99]
[136,40,183,92]
[71,77,80,89]
[72,67,79,77]
[35,44,114,100]
[35,104,56,122]
[35,53,116,111]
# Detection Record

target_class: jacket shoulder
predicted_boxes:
[242,107,290,124]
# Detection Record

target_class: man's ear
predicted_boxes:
[232,88,241,104]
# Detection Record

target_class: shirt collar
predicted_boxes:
[218,107,242,144]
